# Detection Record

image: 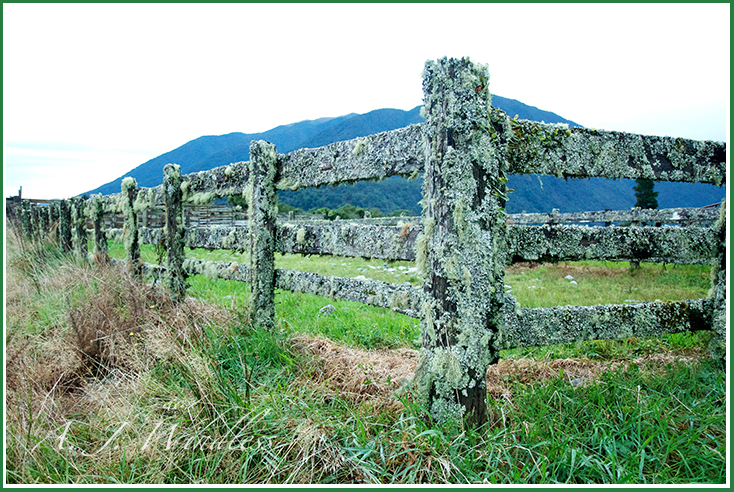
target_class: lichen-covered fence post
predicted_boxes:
[414,57,508,427]
[708,201,727,364]
[70,197,89,259]
[247,140,278,328]
[30,204,43,241]
[58,199,73,253]
[19,201,33,240]
[37,204,49,240]
[163,164,187,301]
[50,201,60,244]
[122,177,142,277]
[89,195,109,265]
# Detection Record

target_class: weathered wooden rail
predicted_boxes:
[9,57,726,427]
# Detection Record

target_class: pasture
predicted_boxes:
[5,235,725,484]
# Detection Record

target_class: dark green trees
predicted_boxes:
[633,178,658,209]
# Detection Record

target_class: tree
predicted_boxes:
[227,194,247,210]
[633,178,658,209]
[631,178,659,271]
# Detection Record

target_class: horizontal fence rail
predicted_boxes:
[276,221,421,261]
[8,57,726,427]
[111,217,719,266]
[503,120,727,185]
[501,298,713,350]
[508,206,721,225]
[277,124,425,190]
[506,224,717,265]
[93,203,721,235]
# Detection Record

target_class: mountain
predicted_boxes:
[85,113,358,195]
[84,96,725,213]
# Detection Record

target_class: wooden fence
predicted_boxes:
[8,57,727,427]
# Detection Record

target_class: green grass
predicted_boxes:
[478,361,727,483]
[6,236,725,484]
[506,261,712,308]
[107,242,713,352]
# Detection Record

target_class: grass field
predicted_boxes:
[5,235,727,484]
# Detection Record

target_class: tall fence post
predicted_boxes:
[26,203,34,241]
[50,201,60,244]
[163,164,187,301]
[89,195,109,265]
[58,200,72,253]
[414,57,508,427]
[121,177,142,277]
[71,197,89,259]
[37,204,49,240]
[708,201,727,364]
[19,200,32,240]
[247,140,278,328]
[30,204,39,241]
[46,203,54,241]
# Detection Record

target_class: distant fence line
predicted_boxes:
[7,57,727,428]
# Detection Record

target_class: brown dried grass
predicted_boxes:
[291,335,706,408]
[290,335,420,410]
[5,243,234,431]
[486,352,703,400]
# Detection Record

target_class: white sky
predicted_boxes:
[3,3,730,199]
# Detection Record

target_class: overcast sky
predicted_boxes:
[3,3,729,200]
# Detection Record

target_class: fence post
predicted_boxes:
[247,140,278,328]
[50,202,60,244]
[708,201,727,364]
[163,164,187,301]
[71,197,89,259]
[19,201,32,240]
[58,200,73,253]
[32,204,41,241]
[414,57,508,427]
[88,195,109,265]
[30,203,41,241]
[121,177,142,277]
[37,204,49,240]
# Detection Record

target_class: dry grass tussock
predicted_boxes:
[291,335,707,406]
[5,237,234,449]
[290,335,420,410]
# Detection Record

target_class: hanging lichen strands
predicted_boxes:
[707,201,726,363]
[247,141,278,329]
[413,57,508,427]
[88,194,110,264]
[121,177,142,277]
[163,164,188,301]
